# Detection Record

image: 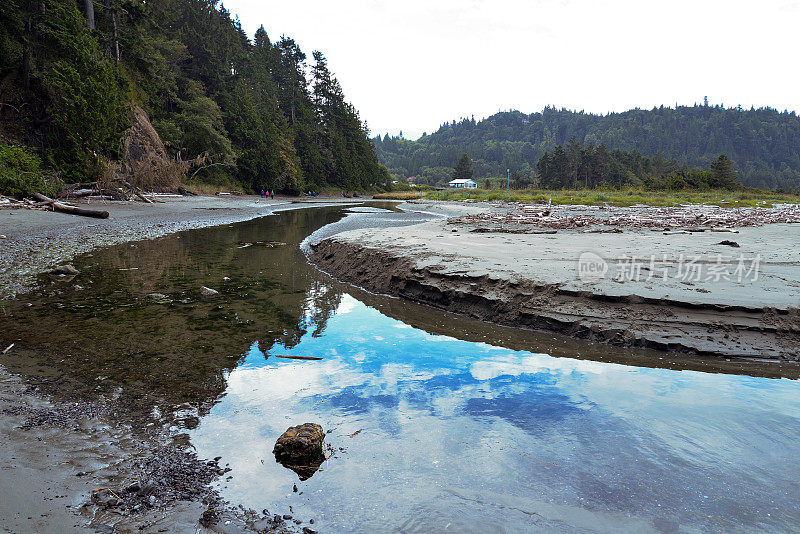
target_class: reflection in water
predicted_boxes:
[193,295,800,533]
[0,208,348,422]
[0,205,799,532]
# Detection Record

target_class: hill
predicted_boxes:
[374,106,800,191]
[0,0,389,195]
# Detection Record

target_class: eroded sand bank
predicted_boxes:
[310,201,800,360]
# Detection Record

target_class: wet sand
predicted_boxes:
[309,200,800,360]
[0,364,222,533]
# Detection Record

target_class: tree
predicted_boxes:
[566,136,582,188]
[452,153,473,181]
[0,0,408,193]
[709,154,737,187]
[84,0,95,30]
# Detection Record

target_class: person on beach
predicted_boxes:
[270,190,274,199]
[260,189,265,198]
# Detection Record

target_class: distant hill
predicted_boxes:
[374,106,800,191]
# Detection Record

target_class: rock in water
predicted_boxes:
[49,264,80,276]
[274,423,325,462]
[199,286,219,298]
[199,508,220,528]
[273,423,325,480]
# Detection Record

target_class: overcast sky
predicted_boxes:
[223,0,799,140]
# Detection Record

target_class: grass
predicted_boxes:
[373,191,429,200]
[375,187,800,207]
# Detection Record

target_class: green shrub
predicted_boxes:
[0,143,51,196]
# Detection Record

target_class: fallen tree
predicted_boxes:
[33,192,110,219]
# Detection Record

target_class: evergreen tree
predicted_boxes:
[709,154,736,186]
[0,0,389,193]
[452,153,473,181]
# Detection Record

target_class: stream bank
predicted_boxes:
[309,201,800,360]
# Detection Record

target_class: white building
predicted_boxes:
[448,178,478,189]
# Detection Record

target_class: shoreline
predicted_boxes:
[0,195,362,300]
[309,201,800,361]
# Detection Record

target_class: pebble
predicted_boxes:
[199,286,219,298]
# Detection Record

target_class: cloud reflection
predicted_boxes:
[192,295,800,533]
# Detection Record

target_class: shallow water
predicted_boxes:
[192,294,800,533]
[2,204,800,533]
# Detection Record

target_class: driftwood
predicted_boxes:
[273,355,324,361]
[59,179,166,204]
[33,193,109,219]
[454,204,800,231]
[178,186,198,196]
[69,189,97,198]
[133,189,153,204]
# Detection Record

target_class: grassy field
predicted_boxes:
[374,188,800,207]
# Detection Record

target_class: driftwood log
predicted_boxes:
[178,186,198,196]
[133,189,153,204]
[33,193,110,219]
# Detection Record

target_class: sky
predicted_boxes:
[222,0,799,140]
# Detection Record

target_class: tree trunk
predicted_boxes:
[84,0,95,30]
[112,11,120,63]
[21,37,30,89]
[33,193,109,219]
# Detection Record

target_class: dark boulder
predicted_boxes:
[273,423,325,480]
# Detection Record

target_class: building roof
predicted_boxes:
[449,178,476,184]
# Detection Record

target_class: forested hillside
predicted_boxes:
[0,0,389,194]
[374,106,800,191]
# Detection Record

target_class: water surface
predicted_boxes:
[192,294,800,533]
